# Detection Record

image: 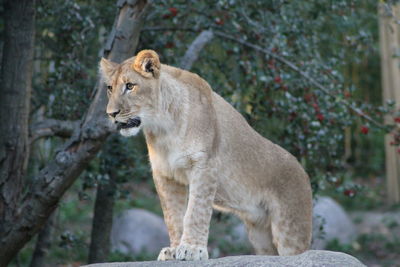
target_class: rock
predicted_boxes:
[111,209,169,255]
[312,196,356,249]
[230,223,249,244]
[350,211,400,238]
[82,250,366,267]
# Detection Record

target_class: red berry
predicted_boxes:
[312,103,320,112]
[394,117,400,123]
[344,189,356,197]
[304,93,313,102]
[267,59,275,69]
[344,91,351,98]
[361,125,369,134]
[169,7,178,16]
[274,76,282,83]
[289,112,297,121]
[316,113,324,122]
[215,18,224,25]
[165,42,174,48]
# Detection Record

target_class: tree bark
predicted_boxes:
[88,173,117,263]
[180,30,214,70]
[0,0,150,265]
[0,0,36,253]
[379,4,400,204]
[29,211,56,267]
[30,117,80,143]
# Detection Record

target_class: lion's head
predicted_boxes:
[99,50,161,137]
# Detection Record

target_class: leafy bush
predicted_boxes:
[139,0,389,196]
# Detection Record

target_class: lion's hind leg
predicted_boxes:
[269,198,312,256]
[242,213,278,255]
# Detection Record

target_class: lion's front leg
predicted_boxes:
[153,171,188,261]
[175,169,217,261]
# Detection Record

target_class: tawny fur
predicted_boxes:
[100,50,313,261]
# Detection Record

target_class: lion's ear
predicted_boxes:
[99,58,118,83]
[132,50,161,78]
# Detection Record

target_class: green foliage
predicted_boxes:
[108,251,136,262]
[32,0,115,120]
[108,250,156,262]
[325,176,385,210]
[208,215,253,257]
[140,0,387,196]
[31,0,391,198]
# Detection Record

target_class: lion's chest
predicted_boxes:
[147,142,192,185]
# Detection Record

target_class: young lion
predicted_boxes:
[100,50,312,261]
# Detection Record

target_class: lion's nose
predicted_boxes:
[108,110,120,118]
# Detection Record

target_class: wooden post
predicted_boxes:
[379,4,400,204]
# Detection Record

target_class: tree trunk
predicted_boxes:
[88,173,117,263]
[29,211,56,267]
[0,1,150,265]
[0,0,36,250]
[379,3,400,204]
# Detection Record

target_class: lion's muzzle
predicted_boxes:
[117,117,141,130]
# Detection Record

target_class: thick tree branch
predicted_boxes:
[30,119,80,143]
[180,30,214,70]
[0,1,150,265]
[142,26,197,32]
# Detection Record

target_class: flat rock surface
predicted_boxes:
[82,250,365,267]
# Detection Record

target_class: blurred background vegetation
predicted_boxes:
[1,0,400,266]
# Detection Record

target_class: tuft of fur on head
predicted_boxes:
[132,49,161,78]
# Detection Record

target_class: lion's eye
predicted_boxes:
[107,86,112,95]
[126,82,136,91]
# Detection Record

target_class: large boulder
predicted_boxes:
[312,196,356,249]
[230,223,250,244]
[111,209,169,255]
[82,250,365,267]
[350,211,400,238]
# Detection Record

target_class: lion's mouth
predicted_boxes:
[117,117,141,130]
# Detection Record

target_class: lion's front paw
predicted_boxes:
[157,247,176,261]
[175,244,208,261]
